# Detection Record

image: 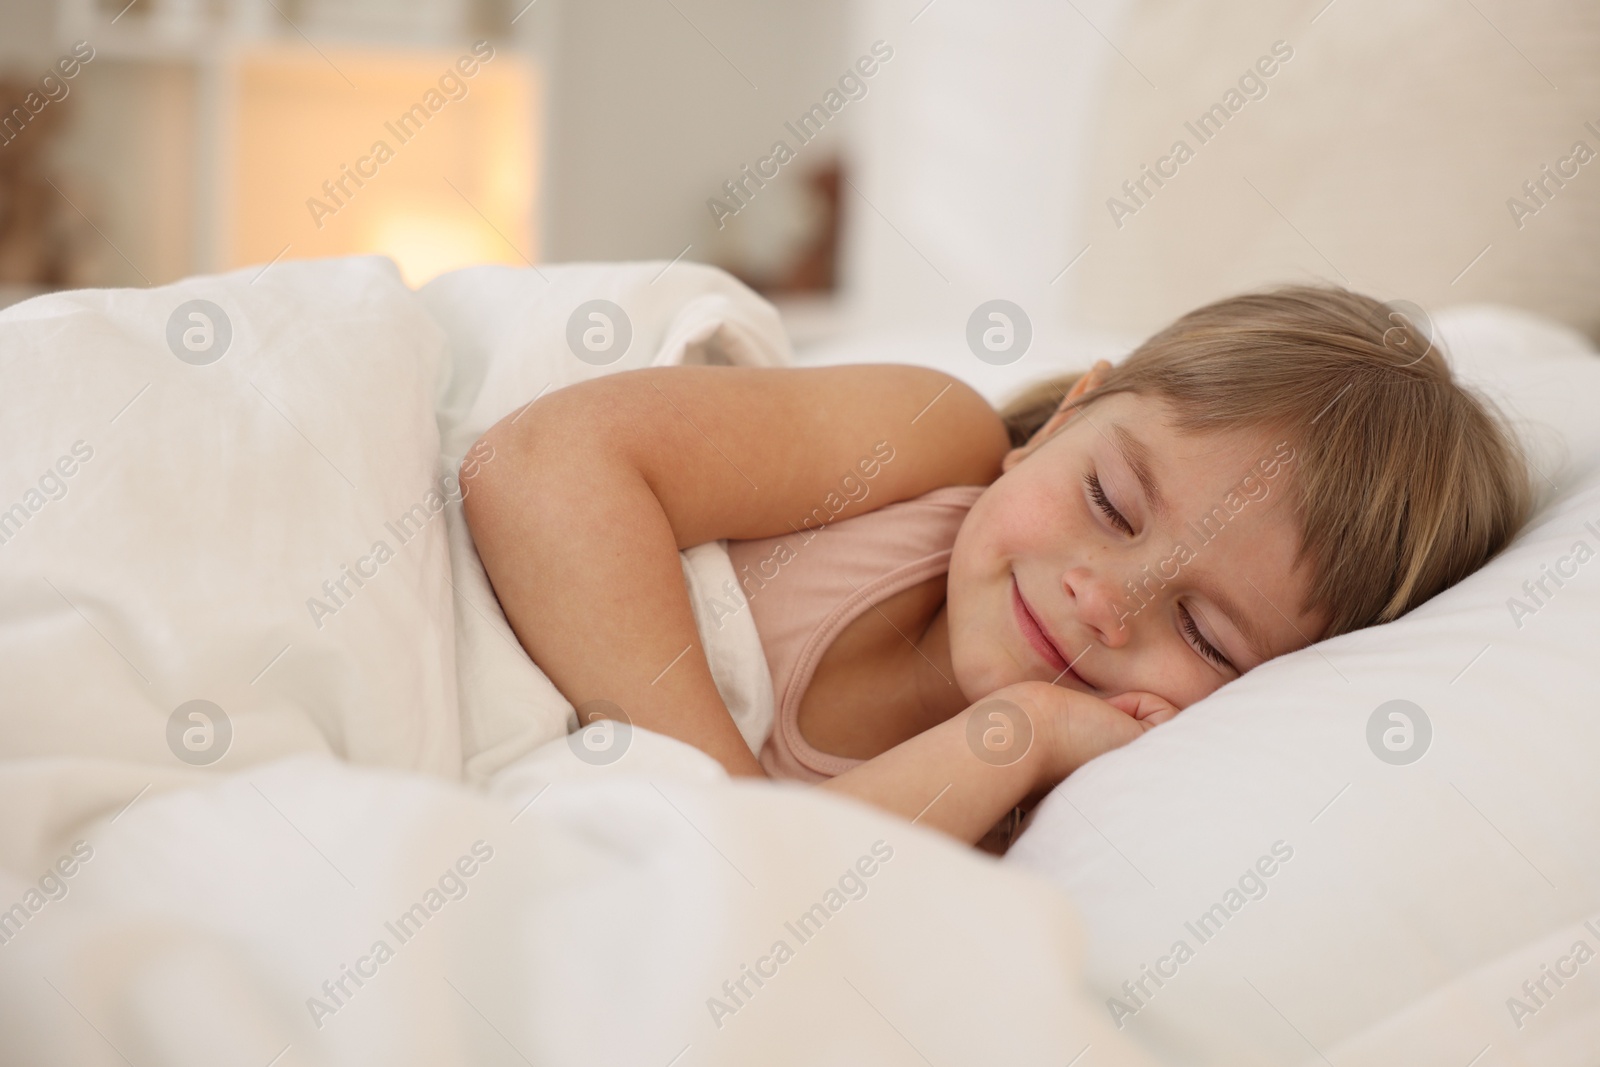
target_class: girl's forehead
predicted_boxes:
[1073,392,1287,479]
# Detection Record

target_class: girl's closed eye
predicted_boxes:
[1083,471,1134,535]
[1178,603,1235,672]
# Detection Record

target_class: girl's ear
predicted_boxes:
[1001,361,1110,473]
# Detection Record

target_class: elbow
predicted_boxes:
[455,398,586,544]
[459,388,586,511]
[458,397,556,523]
[457,387,625,546]
[457,430,504,535]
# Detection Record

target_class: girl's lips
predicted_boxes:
[1012,574,1070,673]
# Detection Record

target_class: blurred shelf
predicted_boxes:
[54,0,496,62]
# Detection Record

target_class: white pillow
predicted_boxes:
[791,321,1139,409]
[0,255,461,786]
[1005,306,1600,1064]
[838,0,1122,338]
[416,261,792,783]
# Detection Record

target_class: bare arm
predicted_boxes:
[468,443,766,774]
[459,364,1011,778]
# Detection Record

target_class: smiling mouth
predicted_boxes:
[1012,573,1076,676]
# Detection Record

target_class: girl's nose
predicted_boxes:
[1063,566,1131,650]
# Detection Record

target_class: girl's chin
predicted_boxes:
[964,658,1030,701]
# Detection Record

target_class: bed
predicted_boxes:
[5,0,1600,1059]
[0,252,1595,1066]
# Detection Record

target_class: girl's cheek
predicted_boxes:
[986,471,1081,562]
[1022,475,1078,539]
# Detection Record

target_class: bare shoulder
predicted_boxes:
[475,362,1011,548]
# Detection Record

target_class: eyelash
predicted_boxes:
[1184,604,1228,671]
[1084,472,1134,535]
[1084,470,1232,672]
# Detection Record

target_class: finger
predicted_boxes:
[1131,699,1177,722]
[1105,693,1143,718]
[1130,699,1167,721]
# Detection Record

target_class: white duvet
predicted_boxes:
[0,257,1152,1066]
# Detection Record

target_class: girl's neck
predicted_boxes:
[906,597,969,734]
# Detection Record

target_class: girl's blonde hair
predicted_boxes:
[998,284,1533,639]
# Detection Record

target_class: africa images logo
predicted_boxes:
[705,41,894,230]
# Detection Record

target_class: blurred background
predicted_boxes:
[0,0,863,346]
[1,0,1596,358]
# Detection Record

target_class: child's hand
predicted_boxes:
[1105,690,1180,726]
[823,679,1179,849]
[990,681,1175,788]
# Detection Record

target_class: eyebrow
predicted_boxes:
[1104,423,1275,667]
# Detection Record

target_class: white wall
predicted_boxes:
[533,0,851,265]
[837,0,1124,339]
[0,0,53,65]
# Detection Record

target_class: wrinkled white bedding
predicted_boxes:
[0,753,1154,1066]
[0,256,1151,1066]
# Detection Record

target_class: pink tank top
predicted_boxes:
[724,484,986,783]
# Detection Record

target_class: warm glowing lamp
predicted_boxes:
[225,41,538,287]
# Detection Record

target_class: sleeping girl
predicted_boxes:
[459,284,1531,852]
